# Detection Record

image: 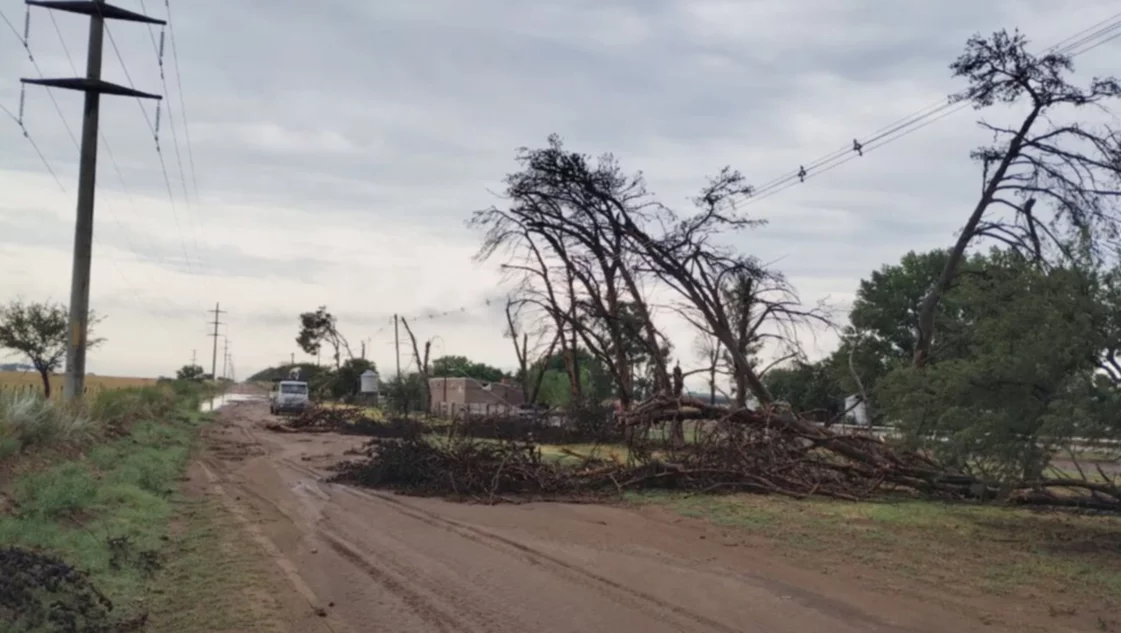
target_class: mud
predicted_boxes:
[194,400,1074,633]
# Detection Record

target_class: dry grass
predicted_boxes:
[633,492,1121,628]
[0,371,155,399]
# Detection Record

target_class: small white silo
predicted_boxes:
[360,369,380,394]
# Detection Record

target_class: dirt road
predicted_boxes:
[194,400,1030,633]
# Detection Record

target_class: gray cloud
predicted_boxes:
[2,0,1119,380]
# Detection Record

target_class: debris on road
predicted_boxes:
[331,395,1121,510]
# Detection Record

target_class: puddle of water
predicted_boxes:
[202,392,262,412]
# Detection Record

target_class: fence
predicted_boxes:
[434,402,521,418]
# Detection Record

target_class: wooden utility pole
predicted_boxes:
[208,303,225,380]
[394,314,401,377]
[22,1,165,401]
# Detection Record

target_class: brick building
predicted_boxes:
[429,376,525,417]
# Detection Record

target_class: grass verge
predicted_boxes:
[145,486,288,633]
[631,491,1121,622]
[0,383,224,631]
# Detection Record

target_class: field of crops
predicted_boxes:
[0,371,156,399]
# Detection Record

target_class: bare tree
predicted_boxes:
[693,333,723,405]
[914,29,1121,367]
[400,318,431,413]
[470,136,671,408]
[623,169,830,407]
[504,297,560,404]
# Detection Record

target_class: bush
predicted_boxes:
[0,390,95,454]
[0,381,207,458]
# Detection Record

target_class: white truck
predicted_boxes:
[269,380,310,415]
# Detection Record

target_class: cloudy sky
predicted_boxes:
[1,0,1119,384]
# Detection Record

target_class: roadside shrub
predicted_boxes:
[87,386,177,434]
[0,390,96,454]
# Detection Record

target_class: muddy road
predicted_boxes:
[194,400,1030,633]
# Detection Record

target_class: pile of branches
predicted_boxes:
[623,396,1121,509]
[267,406,432,439]
[451,412,623,446]
[331,395,1121,510]
[0,547,146,633]
[329,436,616,501]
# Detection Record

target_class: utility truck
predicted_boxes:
[269,379,309,415]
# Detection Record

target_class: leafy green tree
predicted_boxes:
[330,358,377,400]
[429,355,505,383]
[533,349,613,405]
[296,307,353,370]
[176,364,207,382]
[763,361,842,421]
[878,250,1113,484]
[0,300,104,397]
[831,249,990,411]
[383,372,427,414]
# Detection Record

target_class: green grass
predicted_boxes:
[0,381,215,460]
[0,400,206,625]
[146,494,288,633]
[631,491,1121,616]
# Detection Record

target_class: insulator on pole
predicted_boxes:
[153,101,162,148]
[17,84,26,126]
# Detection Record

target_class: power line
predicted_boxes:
[98,10,196,274]
[133,0,206,272]
[0,102,66,191]
[41,5,181,285]
[736,13,1121,207]
[155,0,201,205]
[2,5,80,149]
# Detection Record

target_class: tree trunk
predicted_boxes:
[914,106,1041,368]
[38,367,51,399]
[709,366,716,405]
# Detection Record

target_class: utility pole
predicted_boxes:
[208,303,225,380]
[191,349,197,366]
[221,337,229,380]
[290,352,295,367]
[360,340,366,360]
[23,1,166,401]
[394,314,401,377]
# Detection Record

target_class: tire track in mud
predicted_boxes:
[196,461,340,632]
[273,456,743,633]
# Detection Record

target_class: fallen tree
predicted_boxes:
[331,394,1120,510]
[266,405,433,438]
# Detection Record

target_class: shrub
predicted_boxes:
[0,390,96,454]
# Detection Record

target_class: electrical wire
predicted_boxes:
[736,12,1121,207]
[0,102,66,191]
[99,17,196,274]
[2,6,80,149]
[133,0,207,273]
[159,0,202,205]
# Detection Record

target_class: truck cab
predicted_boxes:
[270,380,309,415]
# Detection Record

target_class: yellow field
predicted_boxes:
[0,371,155,399]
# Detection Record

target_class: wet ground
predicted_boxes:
[190,398,1067,633]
